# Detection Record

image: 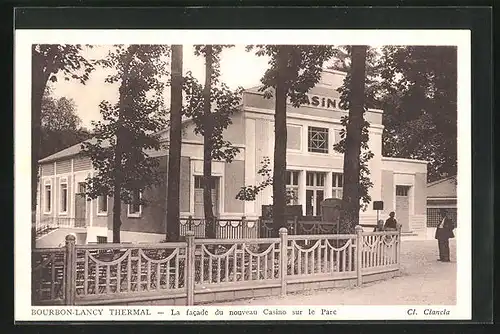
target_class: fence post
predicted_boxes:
[64,234,76,305]
[185,231,195,306]
[355,225,363,287]
[279,227,288,296]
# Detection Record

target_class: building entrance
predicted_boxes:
[305,172,325,216]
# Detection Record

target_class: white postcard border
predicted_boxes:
[15,29,472,321]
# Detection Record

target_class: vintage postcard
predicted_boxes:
[15,28,471,321]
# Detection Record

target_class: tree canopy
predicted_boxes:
[81,45,169,242]
[40,90,91,158]
[379,46,457,182]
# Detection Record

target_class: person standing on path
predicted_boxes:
[435,209,455,262]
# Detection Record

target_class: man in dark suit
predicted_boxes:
[435,209,455,262]
[384,211,398,231]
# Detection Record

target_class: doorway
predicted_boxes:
[305,172,325,216]
[194,176,219,218]
[395,185,411,232]
[75,182,87,228]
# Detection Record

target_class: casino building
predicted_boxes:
[35,69,428,247]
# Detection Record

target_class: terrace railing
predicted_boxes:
[34,217,87,238]
[180,216,338,239]
[32,226,401,306]
[179,216,261,239]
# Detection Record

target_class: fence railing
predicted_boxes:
[179,216,260,239]
[180,216,337,239]
[32,226,401,306]
[34,217,87,237]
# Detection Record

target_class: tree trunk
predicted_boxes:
[202,46,216,238]
[112,183,122,243]
[31,46,50,248]
[340,45,367,234]
[166,45,183,241]
[112,115,125,243]
[110,46,136,243]
[272,46,289,237]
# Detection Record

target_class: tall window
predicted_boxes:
[44,184,52,213]
[97,195,108,214]
[286,125,302,150]
[332,173,343,199]
[128,190,142,217]
[286,171,299,205]
[308,127,329,153]
[60,182,68,213]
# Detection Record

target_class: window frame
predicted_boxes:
[286,124,303,152]
[43,180,52,214]
[97,195,108,216]
[285,170,300,205]
[127,190,143,218]
[307,126,329,154]
[332,172,344,199]
[59,178,69,215]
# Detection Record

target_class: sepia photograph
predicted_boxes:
[15,28,472,321]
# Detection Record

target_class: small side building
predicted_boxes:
[426,176,457,239]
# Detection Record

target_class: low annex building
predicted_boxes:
[35,70,428,247]
[426,176,457,239]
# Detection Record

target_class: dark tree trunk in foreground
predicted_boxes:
[166,45,183,241]
[340,45,368,234]
[272,46,289,237]
[31,46,50,248]
[203,46,216,238]
[111,48,136,243]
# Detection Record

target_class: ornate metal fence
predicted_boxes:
[179,216,260,239]
[32,226,401,306]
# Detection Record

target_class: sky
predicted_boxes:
[49,45,271,128]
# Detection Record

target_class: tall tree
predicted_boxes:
[82,45,168,243]
[329,46,377,213]
[166,45,183,241]
[183,45,242,238]
[379,46,457,181]
[31,45,94,212]
[247,45,334,235]
[339,45,368,233]
[202,45,216,237]
[40,91,91,158]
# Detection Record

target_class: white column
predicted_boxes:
[299,169,307,215]
[244,118,256,216]
[325,171,333,199]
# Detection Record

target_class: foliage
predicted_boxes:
[40,90,91,158]
[182,72,242,163]
[33,44,95,85]
[235,157,297,205]
[81,45,169,205]
[378,46,457,181]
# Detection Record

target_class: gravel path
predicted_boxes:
[209,239,456,306]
